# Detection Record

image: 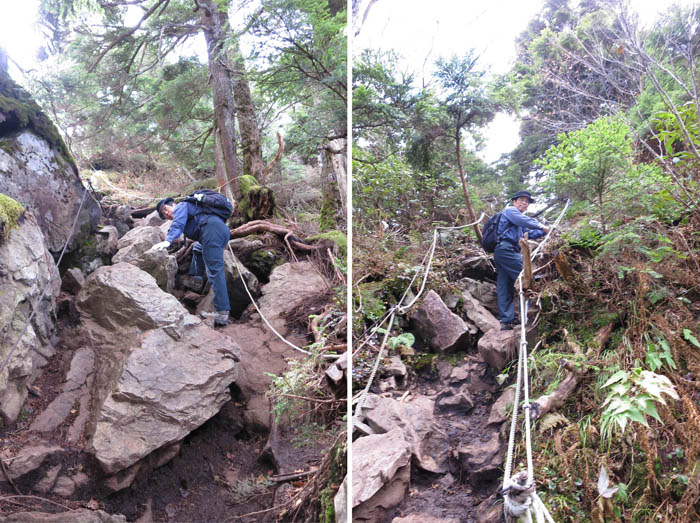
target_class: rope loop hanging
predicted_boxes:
[501,199,569,522]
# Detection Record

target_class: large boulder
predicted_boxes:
[456,277,498,316]
[75,263,240,475]
[352,428,412,521]
[0,69,99,254]
[411,290,477,353]
[477,328,517,371]
[457,430,504,483]
[360,393,445,473]
[112,226,164,264]
[254,261,328,332]
[460,288,499,334]
[0,212,60,422]
[90,324,239,474]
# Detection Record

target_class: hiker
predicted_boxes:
[493,191,550,331]
[153,196,231,327]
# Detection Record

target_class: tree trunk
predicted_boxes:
[455,126,482,242]
[320,136,347,231]
[199,0,240,201]
[230,42,265,182]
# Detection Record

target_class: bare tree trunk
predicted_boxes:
[320,136,347,231]
[199,0,239,201]
[230,43,265,182]
[455,126,482,242]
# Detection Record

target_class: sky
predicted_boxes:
[354,0,699,164]
[0,0,696,163]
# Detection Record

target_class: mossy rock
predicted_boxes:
[308,230,347,258]
[247,248,283,283]
[238,174,275,220]
[0,68,75,168]
[0,193,24,243]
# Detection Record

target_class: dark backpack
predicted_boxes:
[183,189,233,221]
[480,212,503,253]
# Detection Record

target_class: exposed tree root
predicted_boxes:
[531,359,581,420]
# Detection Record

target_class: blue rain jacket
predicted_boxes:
[496,206,546,250]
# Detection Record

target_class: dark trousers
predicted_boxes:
[493,242,523,324]
[189,216,230,312]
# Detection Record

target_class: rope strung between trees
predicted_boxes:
[351,214,485,428]
[225,242,337,360]
[502,200,569,523]
[0,190,90,377]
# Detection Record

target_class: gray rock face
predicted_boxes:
[112,226,164,264]
[91,324,239,474]
[0,510,126,523]
[95,226,119,256]
[0,131,100,255]
[457,277,498,316]
[223,249,260,316]
[361,393,445,473]
[76,263,185,338]
[2,443,64,480]
[75,262,240,476]
[61,268,85,294]
[460,288,499,334]
[124,246,178,294]
[0,216,60,422]
[255,261,327,332]
[352,428,411,521]
[478,328,517,371]
[411,290,477,353]
[30,346,94,434]
[457,430,504,483]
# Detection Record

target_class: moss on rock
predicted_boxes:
[0,193,25,243]
[0,68,75,168]
[308,230,347,258]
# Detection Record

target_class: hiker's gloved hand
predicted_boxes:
[193,193,204,202]
[152,240,170,251]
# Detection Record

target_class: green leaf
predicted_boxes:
[683,329,700,348]
[603,370,629,388]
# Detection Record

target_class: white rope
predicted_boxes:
[502,200,569,522]
[397,214,485,313]
[351,214,485,426]
[225,243,336,360]
[0,190,90,376]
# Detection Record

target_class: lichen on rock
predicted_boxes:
[0,193,24,243]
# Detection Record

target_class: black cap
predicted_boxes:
[156,197,175,219]
[511,191,535,203]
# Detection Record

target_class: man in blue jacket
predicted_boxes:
[494,191,550,331]
[153,197,231,327]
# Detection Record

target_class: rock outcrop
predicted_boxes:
[411,290,477,352]
[255,261,327,332]
[0,69,99,254]
[75,262,240,477]
[0,212,60,422]
[352,428,412,521]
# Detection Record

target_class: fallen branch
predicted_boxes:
[0,495,75,511]
[530,358,582,420]
[270,468,318,483]
[278,393,345,404]
[593,322,614,358]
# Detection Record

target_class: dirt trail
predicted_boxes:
[384,359,504,523]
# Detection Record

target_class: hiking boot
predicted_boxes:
[200,310,229,327]
[500,322,514,331]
